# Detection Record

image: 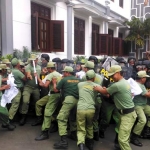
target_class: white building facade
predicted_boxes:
[0,0,131,60]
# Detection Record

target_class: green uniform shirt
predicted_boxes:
[46,71,62,91]
[25,64,41,87]
[133,82,147,106]
[56,76,80,99]
[77,81,99,110]
[82,73,103,103]
[12,68,25,88]
[107,78,134,110]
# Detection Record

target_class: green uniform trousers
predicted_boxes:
[9,89,22,120]
[36,95,49,116]
[118,111,137,150]
[99,100,120,133]
[133,105,150,135]
[57,96,78,136]
[77,109,95,145]
[20,86,40,114]
[0,105,9,125]
[42,93,60,131]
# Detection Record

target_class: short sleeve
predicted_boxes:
[107,83,118,95]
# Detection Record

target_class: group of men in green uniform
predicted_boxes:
[1,54,150,150]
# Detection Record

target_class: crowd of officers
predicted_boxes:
[0,53,150,150]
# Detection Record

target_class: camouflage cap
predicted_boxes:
[0,64,9,69]
[137,70,150,78]
[2,59,11,64]
[108,65,122,76]
[84,61,94,69]
[62,66,73,72]
[86,70,95,79]
[47,62,55,68]
[11,58,19,66]
[28,54,37,61]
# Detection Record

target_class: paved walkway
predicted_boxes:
[0,120,150,150]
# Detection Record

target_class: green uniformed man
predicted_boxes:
[8,58,26,125]
[94,65,137,150]
[0,71,15,131]
[19,54,41,125]
[52,66,80,149]
[0,64,9,80]
[34,62,62,140]
[82,61,103,141]
[19,61,25,74]
[77,70,99,150]
[2,58,12,74]
[130,71,150,146]
[32,62,61,127]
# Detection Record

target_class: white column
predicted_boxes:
[66,2,74,59]
[85,16,92,57]
[114,27,119,37]
[102,21,108,34]
[1,0,13,55]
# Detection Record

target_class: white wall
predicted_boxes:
[97,0,131,19]
[51,2,68,59]
[12,0,31,51]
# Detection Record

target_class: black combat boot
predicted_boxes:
[19,114,27,126]
[53,135,68,149]
[35,130,49,141]
[93,131,99,141]
[130,133,143,147]
[1,123,15,131]
[85,138,94,150]
[31,116,43,126]
[114,133,121,150]
[9,119,16,128]
[144,126,150,138]
[78,143,84,150]
[49,121,58,133]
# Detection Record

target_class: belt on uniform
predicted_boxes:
[50,91,60,94]
[118,107,134,115]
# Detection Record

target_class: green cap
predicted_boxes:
[11,58,19,65]
[47,62,55,68]
[84,61,94,69]
[2,59,11,64]
[28,54,37,61]
[86,70,95,79]
[137,70,150,78]
[80,59,86,64]
[62,66,73,72]
[0,64,9,69]
[108,65,122,76]
[20,62,25,66]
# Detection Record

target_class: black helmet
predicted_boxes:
[61,59,69,63]
[41,54,50,62]
[127,56,136,63]
[52,57,61,63]
[116,57,126,64]
[88,56,98,64]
